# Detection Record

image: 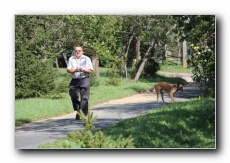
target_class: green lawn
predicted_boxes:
[101,98,215,148]
[160,64,193,73]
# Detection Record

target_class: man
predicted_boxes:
[67,46,93,120]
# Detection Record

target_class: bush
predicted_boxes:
[189,45,215,98]
[134,58,160,78]
[105,64,120,86]
[65,130,134,148]
[90,72,100,87]
[44,73,70,99]
[68,110,135,148]
[15,52,57,99]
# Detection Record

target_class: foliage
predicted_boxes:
[105,64,120,86]
[190,44,215,97]
[174,15,215,97]
[66,130,134,148]
[39,129,134,148]
[54,73,70,91]
[78,110,97,132]
[130,16,175,81]
[90,72,100,87]
[15,15,123,99]
[15,15,214,98]
[62,15,121,65]
[15,52,56,98]
[15,15,59,99]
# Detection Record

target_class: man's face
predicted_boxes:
[74,47,83,58]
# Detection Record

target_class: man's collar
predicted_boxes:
[74,54,86,59]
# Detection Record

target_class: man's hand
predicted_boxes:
[75,68,80,72]
[79,68,84,72]
[75,68,84,72]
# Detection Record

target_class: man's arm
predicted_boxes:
[66,57,76,73]
[66,69,76,73]
[80,68,93,74]
[67,68,92,74]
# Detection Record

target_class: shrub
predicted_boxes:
[65,130,134,148]
[44,73,70,99]
[15,15,59,99]
[90,72,100,87]
[64,110,135,148]
[15,52,57,99]
[105,64,120,86]
[189,44,215,98]
[134,58,160,78]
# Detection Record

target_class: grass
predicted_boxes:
[38,98,215,148]
[15,98,72,126]
[101,98,215,148]
[15,66,188,127]
[160,64,193,73]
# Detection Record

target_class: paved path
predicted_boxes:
[158,71,194,82]
[15,72,202,149]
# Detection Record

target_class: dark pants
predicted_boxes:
[69,77,90,116]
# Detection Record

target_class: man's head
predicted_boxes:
[74,46,83,59]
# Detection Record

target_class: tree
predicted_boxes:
[134,38,156,81]
[16,15,198,99]
[133,15,175,81]
[15,15,58,98]
[174,15,215,97]
[62,15,121,77]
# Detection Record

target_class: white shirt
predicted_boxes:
[67,55,93,79]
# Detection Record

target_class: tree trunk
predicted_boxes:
[92,54,100,78]
[182,40,187,68]
[177,43,182,65]
[127,37,136,68]
[134,38,155,82]
[120,46,126,77]
[120,31,134,77]
[162,44,167,65]
[154,43,158,62]
[136,36,141,61]
[55,57,60,71]
[63,53,68,65]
